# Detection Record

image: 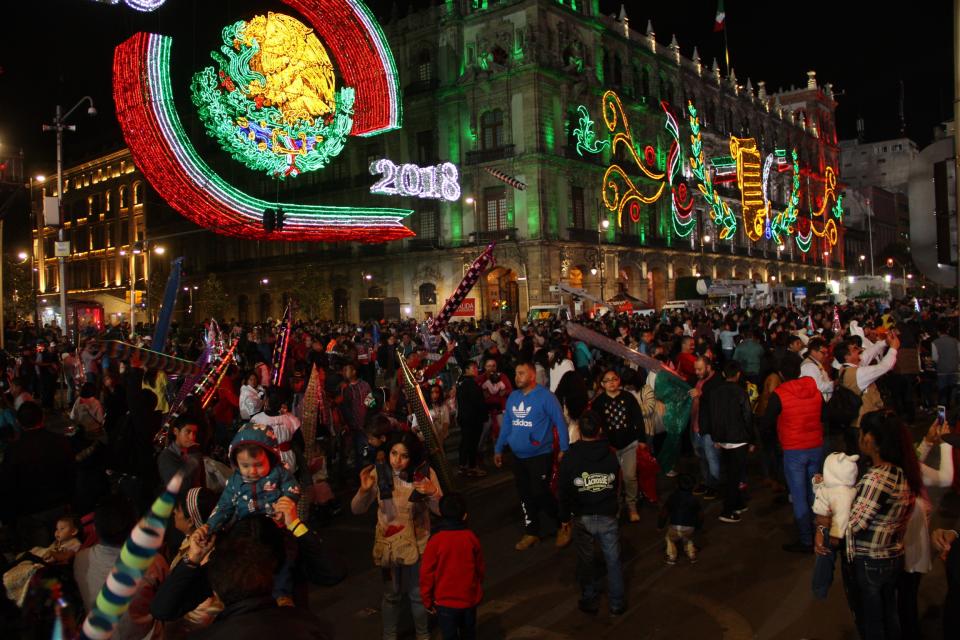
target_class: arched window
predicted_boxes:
[480,109,504,150]
[416,49,432,81]
[133,182,144,206]
[259,292,272,321]
[641,67,651,99]
[119,186,128,209]
[419,283,437,305]
[612,54,622,86]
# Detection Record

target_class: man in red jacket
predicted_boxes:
[761,352,824,553]
[420,494,485,640]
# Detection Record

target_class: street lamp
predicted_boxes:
[465,196,479,245]
[43,95,97,336]
[596,218,610,301]
[153,245,165,255]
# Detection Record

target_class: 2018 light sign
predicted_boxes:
[369,160,461,201]
[113,0,414,243]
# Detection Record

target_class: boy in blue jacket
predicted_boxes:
[494,361,569,551]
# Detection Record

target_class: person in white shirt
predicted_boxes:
[800,337,834,402]
[835,332,900,428]
[239,372,265,421]
[548,348,575,393]
[250,393,301,474]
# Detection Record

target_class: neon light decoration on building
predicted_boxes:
[113,0,411,243]
[191,13,355,179]
[369,160,461,201]
[573,92,842,254]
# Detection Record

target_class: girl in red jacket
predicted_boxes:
[420,494,484,640]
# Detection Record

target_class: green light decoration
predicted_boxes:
[568,56,584,73]
[191,15,355,179]
[660,101,695,238]
[477,51,492,70]
[769,149,800,244]
[687,102,737,240]
[572,105,610,156]
[832,193,844,219]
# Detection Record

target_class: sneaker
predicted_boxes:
[692,484,708,496]
[666,556,677,565]
[684,542,697,563]
[578,598,599,614]
[703,488,718,500]
[609,604,627,616]
[628,508,641,523]
[665,470,679,478]
[555,523,572,549]
[782,541,814,554]
[515,534,541,551]
[718,512,742,523]
[734,506,749,515]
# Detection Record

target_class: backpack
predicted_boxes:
[826,368,863,428]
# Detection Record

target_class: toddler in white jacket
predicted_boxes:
[811,452,859,599]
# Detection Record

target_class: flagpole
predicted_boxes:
[723,17,730,75]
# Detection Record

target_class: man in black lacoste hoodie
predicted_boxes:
[557,410,625,616]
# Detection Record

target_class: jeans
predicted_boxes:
[513,453,558,536]
[759,427,784,485]
[458,420,483,468]
[852,555,903,640]
[719,446,748,515]
[615,441,639,510]
[782,447,823,545]
[436,606,477,640]
[691,431,720,488]
[381,562,429,640]
[573,515,625,609]
[812,537,839,599]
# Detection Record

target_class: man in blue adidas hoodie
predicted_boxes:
[494,361,569,550]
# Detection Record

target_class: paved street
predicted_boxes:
[310,437,955,640]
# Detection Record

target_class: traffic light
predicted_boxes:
[263,208,275,233]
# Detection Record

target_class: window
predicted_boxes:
[419,283,437,305]
[641,67,651,98]
[484,186,507,231]
[419,203,438,239]
[119,186,128,209]
[416,130,436,165]
[571,186,585,228]
[480,109,504,149]
[416,49,432,81]
[613,55,622,86]
[133,182,143,206]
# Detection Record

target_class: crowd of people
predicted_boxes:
[0,294,958,639]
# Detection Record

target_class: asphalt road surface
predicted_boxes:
[309,439,955,640]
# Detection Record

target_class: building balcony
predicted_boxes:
[566,228,601,243]
[407,238,439,251]
[563,147,606,165]
[470,227,518,243]
[465,145,515,166]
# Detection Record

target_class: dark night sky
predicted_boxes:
[0,0,953,176]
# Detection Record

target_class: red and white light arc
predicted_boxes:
[112,0,412,243]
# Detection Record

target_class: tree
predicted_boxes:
[3,255,36,323]
[199,272,231,322]
[292,268,331,320]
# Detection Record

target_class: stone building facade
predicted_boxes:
[36,0,846,326]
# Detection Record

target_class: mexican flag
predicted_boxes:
[714,0,726,32]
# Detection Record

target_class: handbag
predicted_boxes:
[372,519,420,567]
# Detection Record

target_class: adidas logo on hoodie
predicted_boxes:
[512,401,533,428]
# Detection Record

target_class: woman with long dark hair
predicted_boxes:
[845,411,919,639]
[352,432,441,640]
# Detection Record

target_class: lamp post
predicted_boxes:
[43,96,96,338]
[594,218,610,302]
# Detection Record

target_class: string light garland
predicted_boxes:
[114,32,413,242]
[370,159,462,200]
[730,136,766,241]
[660,101,695,238]
[572,104,610,156]
[687,102,738,240]
[191,13,355,179]
[600,90,666,226]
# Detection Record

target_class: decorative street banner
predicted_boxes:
[452,298,476,316]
